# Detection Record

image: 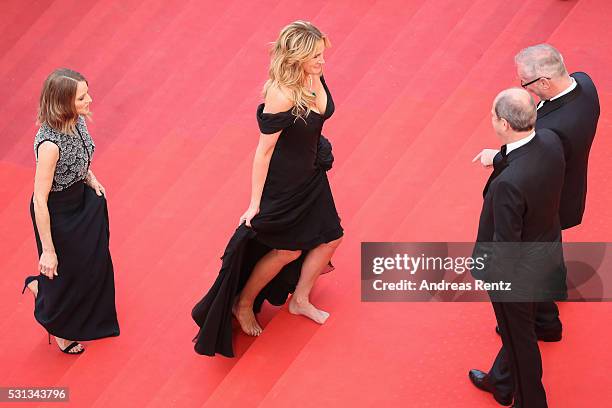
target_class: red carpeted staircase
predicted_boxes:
[1,0,610,406]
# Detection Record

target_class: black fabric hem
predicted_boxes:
[254,226,344,251]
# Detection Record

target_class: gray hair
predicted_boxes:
[494,88,536,132]
[515,44,567,79]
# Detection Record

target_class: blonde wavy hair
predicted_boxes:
[37,68,89,134]
[264,21,330,120]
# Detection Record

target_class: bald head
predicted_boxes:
[493,88,536,132]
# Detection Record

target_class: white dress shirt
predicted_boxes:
[537,77,577,110]
[506,131,536,155]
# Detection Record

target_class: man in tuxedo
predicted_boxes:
[474,44,600,340]
[470,88,565,408]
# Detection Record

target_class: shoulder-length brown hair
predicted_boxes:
[37,68,89,134]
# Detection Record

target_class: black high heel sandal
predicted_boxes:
[21,276,38,295]
[48,333,85,355]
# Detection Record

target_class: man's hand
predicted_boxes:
[472,149,500,167]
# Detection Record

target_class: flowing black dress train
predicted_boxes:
[192,76,343,357]
[26,116,120,341]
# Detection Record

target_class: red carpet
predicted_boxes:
[1,0,611,406]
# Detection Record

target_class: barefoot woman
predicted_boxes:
[23,68,120,354]
[192,21,343,357]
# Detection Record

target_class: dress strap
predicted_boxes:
[256,104,295,134]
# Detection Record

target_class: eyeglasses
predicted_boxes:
[520,76,550,88]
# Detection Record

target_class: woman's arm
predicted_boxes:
[248,135,276,204]
[240,85,293,227]
[33,142,60,279]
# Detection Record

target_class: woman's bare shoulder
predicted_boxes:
[37,141,60,163]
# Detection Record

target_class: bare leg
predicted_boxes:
[26,280,39,298]
[289,237,342,324]
[233,249,302,336]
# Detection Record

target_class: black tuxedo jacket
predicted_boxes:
[491,73,599,229]
[536,72,600,229]
[475,130,567,300]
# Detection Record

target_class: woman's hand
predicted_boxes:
[86,171,106,196]
[239,206,259,227]
[39,250,58,279]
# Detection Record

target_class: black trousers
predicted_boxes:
[535,301,562,331]
[490,302,548,408]
[489,302,561,396]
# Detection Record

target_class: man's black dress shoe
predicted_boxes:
[495,325,562,342]
[468,369,513,406]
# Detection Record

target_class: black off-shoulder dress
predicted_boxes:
[192,76,343,357]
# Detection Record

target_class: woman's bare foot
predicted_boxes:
[54,337,85,354]
[288,297,329,324]
[26,280,39,298]
[232,300,262,336]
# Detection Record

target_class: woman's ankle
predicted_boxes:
[290,294,310,305]
[235,297,254,310]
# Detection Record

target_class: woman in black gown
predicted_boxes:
[192,21,343,357]
[23,68,120,354]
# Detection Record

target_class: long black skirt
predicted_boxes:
[191,170,343,357]
[28,182,120,341]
